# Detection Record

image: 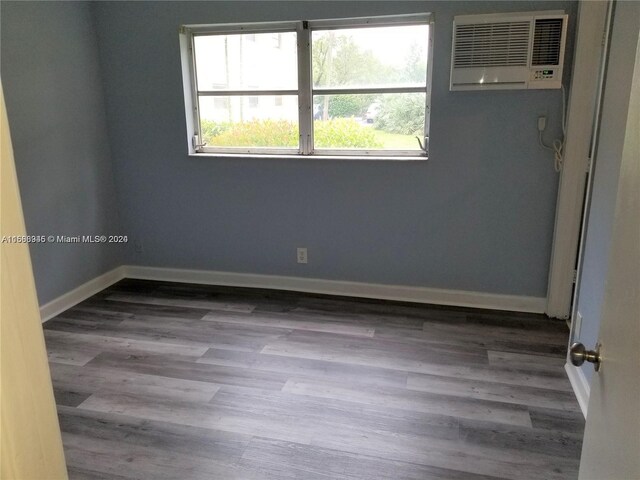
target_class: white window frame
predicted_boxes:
[180,14,434,159]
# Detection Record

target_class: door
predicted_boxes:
[577,4,640,479]
[0,83,68,477]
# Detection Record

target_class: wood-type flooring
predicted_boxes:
[43,279,584,480]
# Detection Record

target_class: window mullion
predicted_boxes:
[312,86,427,95]
[188,32,203,151]
[197,89,298,96]
[423,20,435,154]
[297,22,313,155]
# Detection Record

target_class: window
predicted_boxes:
[213,97,229,109]
[272,33,283,49]
[181,14,432,157]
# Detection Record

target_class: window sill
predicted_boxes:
[188,153,428,161]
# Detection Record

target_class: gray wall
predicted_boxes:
[1,1,124,304]
[573,1,640,382]
[1,1,578,304]
[92,0,577,298]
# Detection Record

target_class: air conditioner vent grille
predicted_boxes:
[454,21,531,68]
[532,18,563,65]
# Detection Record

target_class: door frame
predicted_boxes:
[546,1,610,320]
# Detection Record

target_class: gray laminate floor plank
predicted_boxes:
[75,297,210,320]
[417,317,567,345]
[86,351,289,390]
[261,329,490,373]
[238,413,578,480]
[54,387,92,408]
[197,348,408,388]
[400,359,572,391]
[51,308,134,324]
[66,466,135,480]
[406,372,579,410]
[282,378,533,427]
[202,310,376,337]
[75,389,573,479]
[48,312,291,352]
[106,292,257,314]
[62,432,249,480]
[487,350,567,371]
[122,312,293,338]
[75,389,457,461]
[528,405,586,434]
[458,417,583,459]
[293,296,474,320]
[209,385,460,441]
[421,321,568,346]
[44,279,583,480]
[50,363,220,402]
[58,404,251,463]
[44,329,208,366]
[241,437,509,480]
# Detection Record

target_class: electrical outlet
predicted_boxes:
[537,116,547,131]
[297,247,308,264]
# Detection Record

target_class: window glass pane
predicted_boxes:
[312,25,428,89]
[199,95,299,148]
[313,93,426,151]
[194,32,298,91]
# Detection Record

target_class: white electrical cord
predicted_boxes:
[538,85,567,172]
[538,132,564,172]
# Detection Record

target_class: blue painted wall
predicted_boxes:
[2,0,578,303]
[92,1,577,297]
[1,2,125,304]
[573,1,640,382]
[91,1,576,297]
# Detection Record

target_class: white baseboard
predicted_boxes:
[565,362,590,418]
[123,265,546,313]
[39,266,126,322]
[38,264,546,323]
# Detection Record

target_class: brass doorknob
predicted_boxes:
[570,342,602,371]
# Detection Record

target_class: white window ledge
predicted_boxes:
[188,153,428,161]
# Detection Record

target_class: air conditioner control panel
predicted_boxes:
[528,68,562,88]
[532,69,556,80]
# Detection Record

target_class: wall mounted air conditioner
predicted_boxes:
[450,11,568,91]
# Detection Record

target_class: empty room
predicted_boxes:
[1,1,638,479]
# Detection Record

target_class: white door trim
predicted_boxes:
[565,363,590,417]
[546,1,610,319]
